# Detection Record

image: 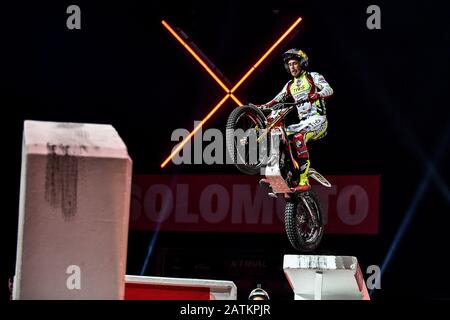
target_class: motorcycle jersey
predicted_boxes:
[264,71,333,119]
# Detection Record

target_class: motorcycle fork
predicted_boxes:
[300,195,319,228]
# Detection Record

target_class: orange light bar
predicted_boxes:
[160,17,302,168]
[230,94,243,106]
[161,94,230,168]
[162,20,231,94]
[231,17,302,93]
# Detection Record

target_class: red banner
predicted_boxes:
[130,175,379,234]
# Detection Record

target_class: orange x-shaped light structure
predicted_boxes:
[160,17,302,168]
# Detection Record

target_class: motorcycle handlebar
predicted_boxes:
[260,99,309,111]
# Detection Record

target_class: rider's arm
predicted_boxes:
[261,81,292,107]
[310,72,333,98]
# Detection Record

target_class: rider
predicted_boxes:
[259,49,333,191]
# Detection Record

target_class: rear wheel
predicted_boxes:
[226,105,268,175]
[284,190,324,252]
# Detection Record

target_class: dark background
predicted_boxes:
[1,0,449,301]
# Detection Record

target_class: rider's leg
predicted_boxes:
[290,116,328,191]
[292,131,314,190]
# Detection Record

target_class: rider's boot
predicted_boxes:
[292,159,311,191]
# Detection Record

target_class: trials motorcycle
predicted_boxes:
[225,100,332,252]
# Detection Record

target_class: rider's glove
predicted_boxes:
[308,92,321,102]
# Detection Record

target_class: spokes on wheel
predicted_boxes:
[296,211,316,243]
[296,195,321,243]
[226,105,269,175]
[284,190,324,252]
[234,112,265,165]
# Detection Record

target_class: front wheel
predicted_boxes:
[225,105,268,175]
[284,190,324,252]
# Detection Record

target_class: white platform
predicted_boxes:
[283,255,370,300]
[13,120,132,299]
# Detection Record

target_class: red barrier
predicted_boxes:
[124,275,237,300]
[125,283,210,300]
